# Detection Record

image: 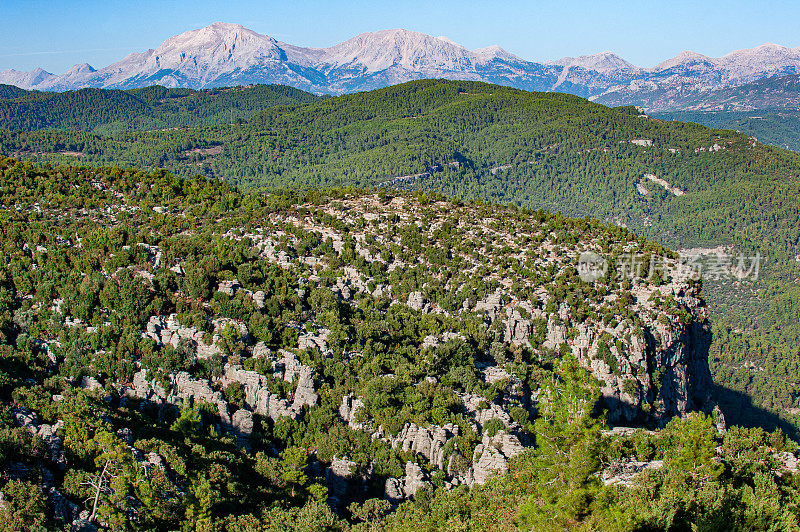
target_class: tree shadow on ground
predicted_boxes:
[712,383,799,442]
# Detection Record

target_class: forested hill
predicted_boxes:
[2,79,800,432]
[654,109,800,152]
[0,84,320,134]
[0,157,797,530]
[0,84,28,100]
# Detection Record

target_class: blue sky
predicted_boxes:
[1,0,798,73]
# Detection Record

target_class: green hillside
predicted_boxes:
[654,109,800,152]
[0,84,320,133]
[0,157,797,530]
[0,84,29,100]
[2,79,800,431]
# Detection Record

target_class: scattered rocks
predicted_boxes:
[601,459,664,486]
[407,291,429,312]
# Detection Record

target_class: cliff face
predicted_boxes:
[580,280,713,425]
[462,263,713,428]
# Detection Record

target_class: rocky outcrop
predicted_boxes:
[326,456,357,507]
[407,291,429,313]
[332,267,370,301]
[470,430,525,485]
[601,458,664,487]
[13,408,66,469]
[298,328,330,354]
[472,278,714,426]
[778,451,799,474]
[339,394,365,429]
[293,368,319,410]
[473,293,504,321]
[128,349,319,430]
[421,332,464,350]
[459,392,516,430]
[569,278,713,426]
[387,423,460,471]
[49,486,80,525]
[80,375,102,392]
[385,462,431,503]
[231,409,254,448]
[142,314,221,359]
[217,280,241,297]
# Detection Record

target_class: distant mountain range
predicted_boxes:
[2,22,800,110]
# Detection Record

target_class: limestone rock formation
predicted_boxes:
[339,394,365,429]
[601,458,664,487]
[13,408,66,468]
[407,291,429,312]
[471,430,525,485]
[326,456,357,507]
[385,461,431,502]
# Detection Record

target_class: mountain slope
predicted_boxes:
[0,84,30,100]
[0,157,797,530]
[3,23,800,109]
[0,23,563,95]
[654,109,800,152]
[0,83,319,133]
[664,73,800,111]
[3,79,800,434]
[594,44,800,110]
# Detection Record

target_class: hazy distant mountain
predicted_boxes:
[0,67,54,89]
[547,52,637,73]
[652,73,800,111]
[595,44,800,110]
[2,22,800,109]
[0,23,564,95]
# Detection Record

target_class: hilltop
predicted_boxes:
[0,83,319,134]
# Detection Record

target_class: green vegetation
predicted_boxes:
[0,84,29,100]
[0,157,797,530]
[0,84,320,134]
[655,109,800,152]
[3,79,800,434]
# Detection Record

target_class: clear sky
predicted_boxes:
[1,0,798,74]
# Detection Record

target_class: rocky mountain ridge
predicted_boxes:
[48,187,716,499]
[2,22,799,107]
[3,159,799,530]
